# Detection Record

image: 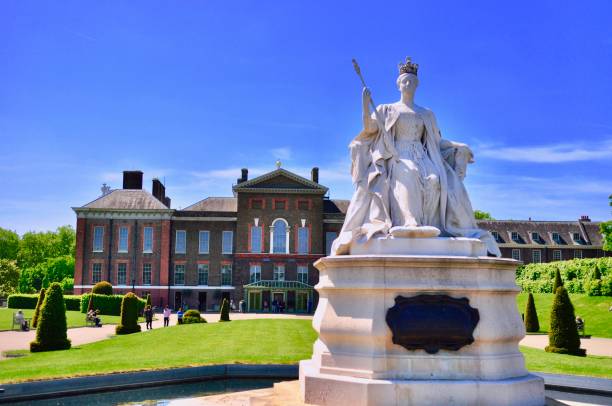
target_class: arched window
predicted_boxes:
[271,219,289,254]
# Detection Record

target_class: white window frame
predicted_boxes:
[118,226,129,253]
[298,226,309,254]
[251,226,262,253]
[249,264,261,283]
[491,231,500,242]
[92,263,102,283]
[93,226,104,252]
[222,231,234,254]
[511,231,519,242]
[175,230,187,254]
[297,265,308,284]
[531,232,540,242]
[221,264,232,285]
[143,263,152,285]
[552,250,562,261]
[199,231,210,254]
[273,264,285,281]
[174,264,185,285]
[117,263,127,285]
[197,263,209,285]
[552,232,561,244]
[143,227,153,253]
[270,218,289,254]
[511,249,521,261]
[532,249,542,263]
[574,250,583,259]
[573,233,582,243]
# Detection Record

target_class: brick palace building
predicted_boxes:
[73,168,606,312]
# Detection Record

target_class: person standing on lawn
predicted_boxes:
[144,305,153,330]
[163,305,171,327]
[177,308,184,325]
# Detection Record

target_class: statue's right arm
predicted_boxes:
[362,87,378,134]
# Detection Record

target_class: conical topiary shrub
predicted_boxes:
[87,293,94,312]
[146,293,152,308]
[30,283,71,352]
[116,292,142,335]
[32,288,47,329]
[552,269,563,293]
[219,298,230,322]
[524,292,540,333]
[545,287,586,356]
[92,281,113,295]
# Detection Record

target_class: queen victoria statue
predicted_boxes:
[331,58,501,256]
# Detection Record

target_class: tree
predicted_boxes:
[474,210,494,220]
[601,221,612,252]
[92,281,113,295]
[545,286,585,356]
[116,293,142,335]
[220,298,230,322]
[32,288,46,329]
[42,256,74,289]
[0,259,20,298]
[18,265,46,293]
[17,226,75,270]
[552,269,564,293]
[524,293,540,333]
[30,282,71,352]
[0,228,19,260]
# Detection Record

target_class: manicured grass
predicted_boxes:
[1,319,610,384]
[0,308,142,331]
[0,319,318,383]
[521,345,612,378]
[516,293,612,338]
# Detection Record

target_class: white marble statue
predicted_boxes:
[332,58,501,256]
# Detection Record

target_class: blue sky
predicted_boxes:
[1,1,611,234]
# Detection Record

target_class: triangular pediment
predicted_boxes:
[232,168,328,194]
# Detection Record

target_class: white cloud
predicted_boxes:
[476,140,612,163]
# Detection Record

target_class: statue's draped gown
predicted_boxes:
[331,102,501,257]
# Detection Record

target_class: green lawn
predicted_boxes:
[0,308,141,331]
[516,293,612,338]
[0,319,610,384]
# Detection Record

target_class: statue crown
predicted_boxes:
[398,57,418,76]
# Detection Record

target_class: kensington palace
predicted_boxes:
[72,168,606,312]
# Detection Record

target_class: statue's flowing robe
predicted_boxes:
[331,102,501,256]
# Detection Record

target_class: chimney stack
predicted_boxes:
[579,215,591,222]
[152,178,166,202]
[164,196,171,208]
[311,167,319,183]
[237,168,249,184]
[123,171,143,189]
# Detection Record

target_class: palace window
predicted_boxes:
[325,232,338,255]
[250,198,264,209]
[199,231,210,254]
[143,227,153,253]
[511,231,520,243]
[143,263,152,285]
[531,232,543,244]
[552,232,562,244]
[297,199,310,210]
[573,233,582,244]
[118,226,128,253]
[249,264,261,283]
[222,231,233,254]
[93,226,104,252]
[574,250,583,259]
[298,226,309,254]
[175,230,186,254]
[511,249,521,261]
[552,250,562,261]
[273,199,286,210]
[174,264,185,285]
[491,231,501,243]
[251,226,262,253]
[297,265,308,284]
[221,264,232,285]
[92,263,102,283]
[273,264,285,281]
[532,249,542,263]
[117,263,127,285]
[198,264,209,285]
[272,219,288,254]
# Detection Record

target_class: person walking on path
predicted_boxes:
[177,308,184,325]
[163,306,171,327]
[144,305,153,330]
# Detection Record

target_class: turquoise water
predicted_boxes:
[12,378,283,405]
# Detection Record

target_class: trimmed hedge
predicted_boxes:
[516,258,612,296]
[31,289,46,329]
[220,298,230,322]
[524,292,540,333]
[92,281,113,295]
[64,295,82,311]
[8,294,39,309]
[80,293,145,316]
[183,309,206,324]
[30,283,71,352]
[545,287,586,356]
[116,293,141,335]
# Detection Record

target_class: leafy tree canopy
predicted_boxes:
[474,210,495,220]
[0,259,20,297]
[0,228,19,260]
[17,226,75,270]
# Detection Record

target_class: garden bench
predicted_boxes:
[85,314,96,327]
[576,319,586,336]
[11,313,31,331]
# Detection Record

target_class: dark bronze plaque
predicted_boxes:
[385,294,479,354]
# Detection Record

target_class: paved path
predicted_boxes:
[0,313,312,357]
[520,334,612,357]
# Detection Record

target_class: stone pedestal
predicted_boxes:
[299,239,545,405]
